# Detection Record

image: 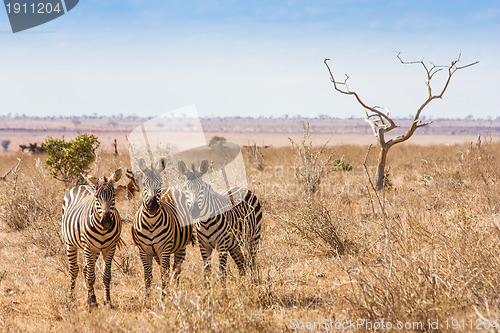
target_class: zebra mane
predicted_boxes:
[183,161,202,181]
[178,160,209,181]
[98,176,108,186]
[186,170,201,181]
[95,177,115,196]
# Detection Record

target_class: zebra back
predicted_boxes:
[198,186,262,249]
[161,188,192,228]
[178,160,262,252]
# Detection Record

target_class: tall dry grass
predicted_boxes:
[0,138,498,332]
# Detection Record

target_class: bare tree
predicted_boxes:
[324,53,478,190]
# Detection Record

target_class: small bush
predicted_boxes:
[383,169,393,189]
[286,199,347,256]
[44,134,100,186]
[289,122,334,196]
[332,159,353,172]
[209,135,227,147]
[1,139,10,152]
[19,143,45,154]
[1,187,44,230]
[0,157,64,259]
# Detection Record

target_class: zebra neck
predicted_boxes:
[89,204,99,223]
[141,204,163,227]
[201,189,235,219]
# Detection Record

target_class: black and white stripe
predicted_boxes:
[131,158,193,300]
[61,169,122,308]
[116,168,140,201]
[178,160,262,286]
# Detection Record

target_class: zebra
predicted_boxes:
[115,168,140,201]
[131,158,193,300]
[178,159,262,287]
[61,169,122,309]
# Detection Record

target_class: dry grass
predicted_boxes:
[0,139,499,332]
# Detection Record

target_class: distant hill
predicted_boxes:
[0,116,498,153]
[1,116,499,136]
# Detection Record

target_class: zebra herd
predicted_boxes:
[61,158,262,309]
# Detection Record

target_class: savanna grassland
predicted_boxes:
[0,133,499,332]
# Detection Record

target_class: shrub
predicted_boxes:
[1,186,44,230]
[383,169,393,189]
[19,143,45,154]
[285,199,347,256]
[332,159,353,172]
[289,122,334,196]
[209,135,227,146]
[44,134,100,186]
[1,139,10,152]
[0,157,63,246]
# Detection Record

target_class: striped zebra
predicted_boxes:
[61,169,122,309]
[115,168,140,201]
[131,158,193,300]
[178,160,262,287]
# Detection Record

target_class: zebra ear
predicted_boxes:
[199,160,209,175]
[109,168,122,185]
[178,161,188,175]
[125,168,134,180]
[138,158,148,172]
[135,170,144,186]
[86,176,99,187]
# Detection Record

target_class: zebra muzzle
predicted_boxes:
[101,213,114,230]
[146,198,159,213]
[190,204,200,219]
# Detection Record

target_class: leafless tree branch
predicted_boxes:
[325,53,478,190]
[324,59,397,132]
[0,153,24,181]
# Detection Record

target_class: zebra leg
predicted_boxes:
[66,244,79,301]
[139,250,154,300]
[159,252,171,301]
[102,244,117,308]
[83,248,99,309]
[219,251,229,288]
[229,246,246,277]
[248,240,259,283]
[172,249,186,286]
[154,255,161,267]
[200,246,213,283]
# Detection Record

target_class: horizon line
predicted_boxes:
[1,115,499,122]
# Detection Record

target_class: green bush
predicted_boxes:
[19,143,45,154]
[332,159,353,172]
[44,134,100,186]
[209,135,227,146]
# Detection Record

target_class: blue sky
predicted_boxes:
[1,0,499,119]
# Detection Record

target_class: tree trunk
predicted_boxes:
[375,145,389,191]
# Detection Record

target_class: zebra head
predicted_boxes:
[136,158,165,214]
[178,160,210,219]
[125,168,140,196]
[86,169,122,231]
